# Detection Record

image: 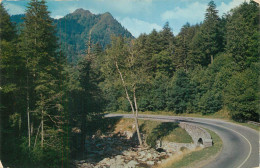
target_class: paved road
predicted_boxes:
[105,114,259,168]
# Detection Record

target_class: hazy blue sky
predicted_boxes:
[2,0,248,37]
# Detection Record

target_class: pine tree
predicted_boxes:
[160,22,174,51]
[0,3,18,113]
[224,65,259,121]
[19,0,68,165]
[72,37,105,157]
[152,22,175,77]
[204,0,222,64]
[166,69,193,113]
[190,1,222,66]
[0,3,24,162]
[173,23,198,71]
[0,4,16,41]
[226,1,259,69]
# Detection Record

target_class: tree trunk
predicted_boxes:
[27,106,30,148]
[41,93,44,148]
[41,109,44,148]
[87,30,92,56]
[34,122,41,148]
[26,67,30,148]
[133,86,143,146]
[211,55,214,64]
[31,122,34,135]
[80,98,86,158]
[115,61,143,147]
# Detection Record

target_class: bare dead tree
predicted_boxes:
[115,61,143,147]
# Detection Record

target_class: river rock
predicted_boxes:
[124,131,134,139]
[126,160,138,168]
[140,157,147,162]
[147,161,155,165]
[146,153,152,159]
[81,163,93,168]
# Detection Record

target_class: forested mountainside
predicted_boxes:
[55,9,133,62]
[10,9,133,62]
[10,14,24,24]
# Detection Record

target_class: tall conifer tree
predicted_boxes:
[0,3,23,162]
[226,1,259,69]
[191,1,222,66]
[20,0,66,153]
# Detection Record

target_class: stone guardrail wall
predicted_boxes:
[156,141,196,152]
[247,121,260,126]
[156,122,213,152]
[179,122,212,147]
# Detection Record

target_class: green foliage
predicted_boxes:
[224,64,259,121]
[149,74,169,111]
[198,89,222,115]
[167,69,193,113]
[18,134,68,168]
[225,1,259,69]
[0,3,16,41]
[190,1,223,66]
[173,23,198,70]
[1,1,70,167]
[0,3,25,167]
[65,36,105,158]
[153,50,174,77]
[189,53,238,114]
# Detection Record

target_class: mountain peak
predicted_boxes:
[103,12,112,16]
[101,12,114,20]
[73,8,92,15]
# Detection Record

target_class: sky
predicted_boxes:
[2,0,249,37]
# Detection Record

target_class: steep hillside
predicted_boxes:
[11,9,134,63]
[10,14,25,25]
[55,9,133,62]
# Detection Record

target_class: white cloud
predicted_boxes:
[52,15,63,19]
[53,0,78,1]
[3,2,25,15]
[218,0,250,15]
[117,17,162,37]
[161,2,207,24]
[160,0,250,29]
[96,0,152,14]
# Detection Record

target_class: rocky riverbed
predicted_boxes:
[72,118,213,168]
[73,132,174,168]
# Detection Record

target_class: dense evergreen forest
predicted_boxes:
[0,0,259,167]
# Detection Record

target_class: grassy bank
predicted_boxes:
[160,129,222,168]
[113,118,193,145]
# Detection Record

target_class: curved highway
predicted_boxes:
[105,114,259,168]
